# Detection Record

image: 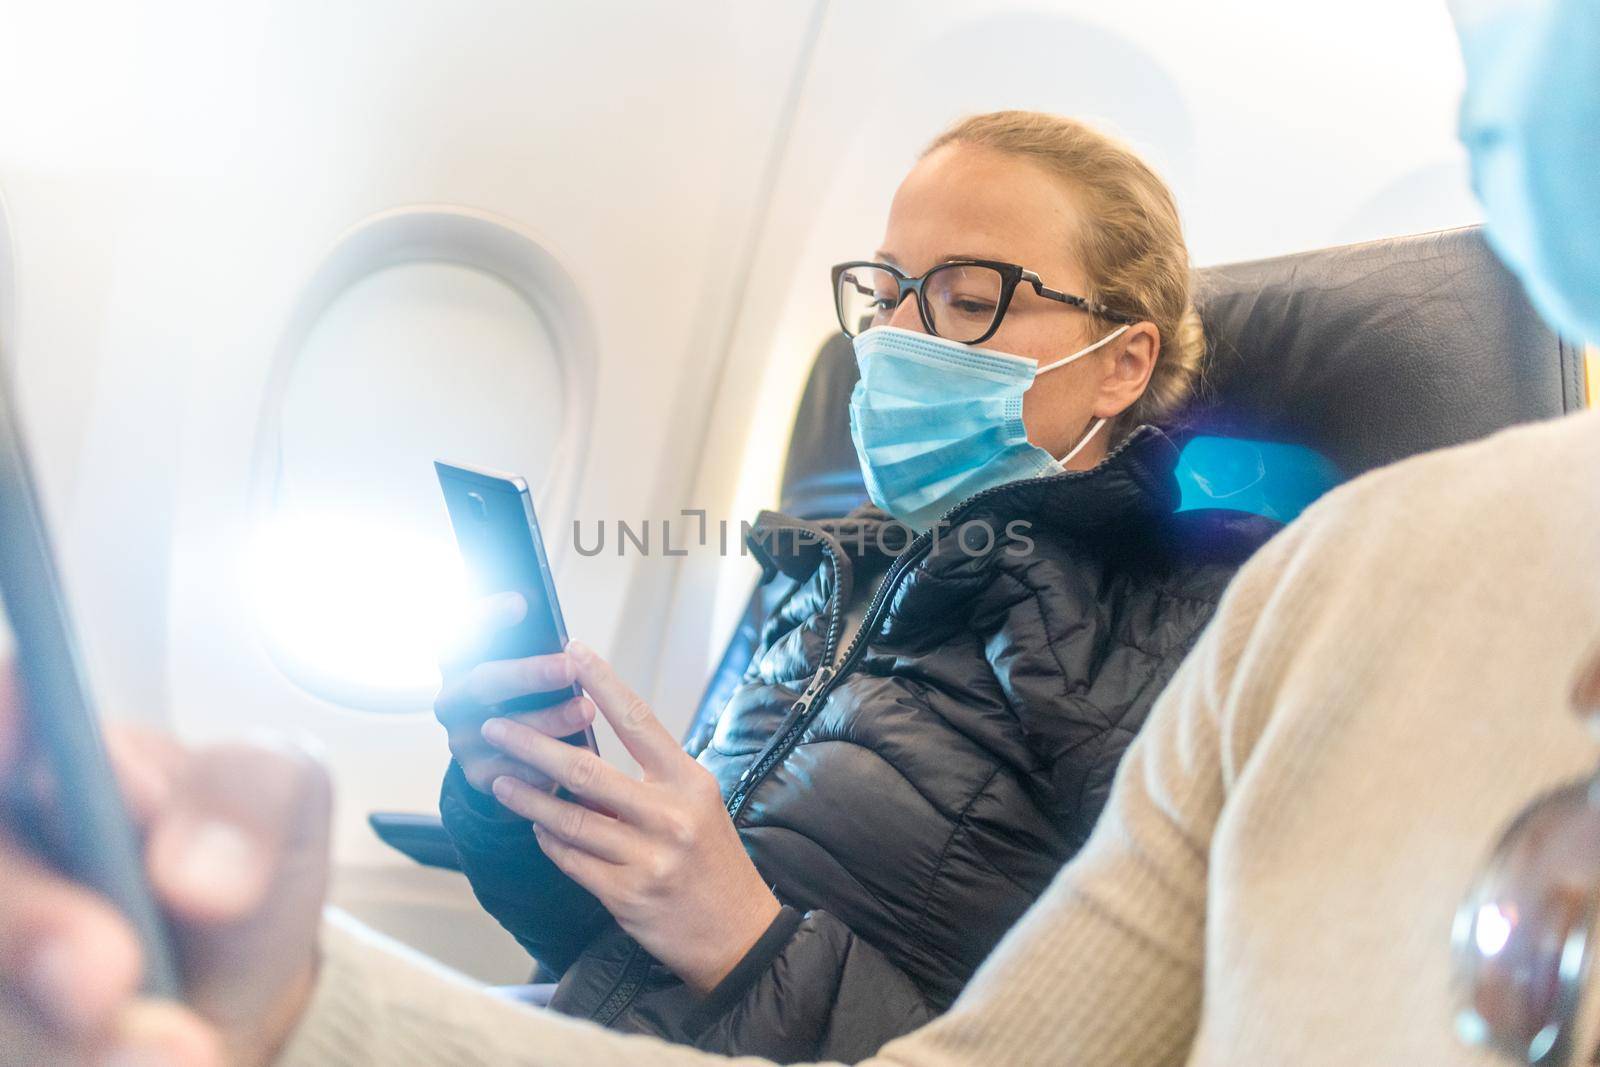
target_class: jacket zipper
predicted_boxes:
[725,535,924,819]
[722,427,1156,822]
[591,430,1157,1025]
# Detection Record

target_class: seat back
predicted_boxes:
[682,226,1585,751]
[1183,226,1583,474]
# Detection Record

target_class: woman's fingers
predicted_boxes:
[565,642,686,776]
[533,824,621,896]
[480,718,655,824]
[453,751,556,795]
[508,694,595,738]
[447,695,595,794]
[446,694,594,751]
[490,777,638,864]
[435,654,577,727]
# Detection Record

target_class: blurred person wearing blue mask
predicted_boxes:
[1455,0,1600,344]
[1450,4,1600,1063]
[9,4,1600,1067]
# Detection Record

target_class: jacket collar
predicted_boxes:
[746,425,1189,583]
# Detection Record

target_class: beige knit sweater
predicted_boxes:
[281,408,1600,1067]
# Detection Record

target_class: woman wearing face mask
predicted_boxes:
[433,110,1259,1061]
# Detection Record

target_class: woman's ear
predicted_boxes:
[1092,323,1160,420]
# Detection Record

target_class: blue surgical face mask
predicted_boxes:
[848,324,1129,533]
[1453,0,1600,341]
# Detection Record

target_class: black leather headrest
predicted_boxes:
[1186,226,1583,478]
[778,226,1585,519]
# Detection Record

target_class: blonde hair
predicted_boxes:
[923,110,1205,432]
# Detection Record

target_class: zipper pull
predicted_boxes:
[737,665,836,787]
[791,665,835,716]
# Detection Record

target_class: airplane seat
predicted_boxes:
[371,224,1584,878]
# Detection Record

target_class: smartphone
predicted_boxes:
[435,460,597,753]
[0,370,182,998]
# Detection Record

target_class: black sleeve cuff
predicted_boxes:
[442,758,524,821]
[684,905,805,1036]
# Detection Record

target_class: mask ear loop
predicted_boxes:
[1035,324,1130,374]
[1057,417,1108,469]
[1035,324,1129,469]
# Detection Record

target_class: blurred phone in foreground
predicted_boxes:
[0,369,181,998]
[435,460,598,755]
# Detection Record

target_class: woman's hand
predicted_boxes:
[434,592,598,796]
[0,659,331,1066]
[480,641,781,995]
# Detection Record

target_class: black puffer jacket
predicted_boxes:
[441,426,1267,1062]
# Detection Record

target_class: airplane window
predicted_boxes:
[248,209,595,714]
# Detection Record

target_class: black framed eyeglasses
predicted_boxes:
[831,259,1137,344]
